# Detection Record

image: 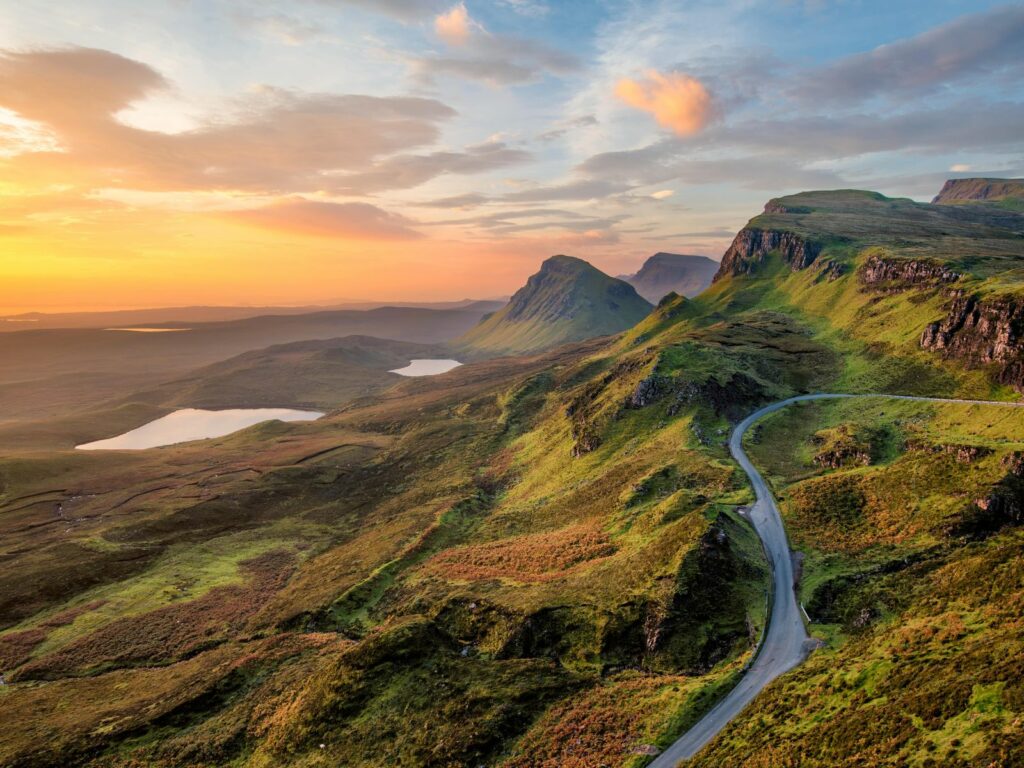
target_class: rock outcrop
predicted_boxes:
[932,177,1024,204]
[714,228,821,281]
[812,426,872,469]
[859,255,962,292]
[457,255,653,355]
[908,442,993,464]
[920,292,1024,392]
[763,200,812,215]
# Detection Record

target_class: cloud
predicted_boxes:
[414,192,490,209]
[615,70,715,137]
[435,3,474,46]
[650,189,674,200]
[501,178,630,202]
[0,47,166,126]
[498,0,549,17]
[414,26,579,86]
[415,57,537,86]
[950,163,972,173]
[574,99,1024,194]
[0,47,533,196]
[314,0,446,21]
[229,198,422,239]
[234,12,328,46]
[537,114,598,142]
[792,4,1024,104]
[717,101,1024,159]
[334,141,531,193]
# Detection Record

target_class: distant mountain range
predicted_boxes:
[619,252,719,302]
[456,255,653,355]
[0,299,507,332]
[4,178,1024,768]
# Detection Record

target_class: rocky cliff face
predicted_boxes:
[920,292,1024,391]
[713,228,820,281]
[858,255,962,292]
[932,178,1024,204]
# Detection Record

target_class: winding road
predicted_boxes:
[649,393,1024,767]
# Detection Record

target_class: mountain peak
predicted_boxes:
[457,255,652,355]
[623,252,719,302]
[541,254,590,269]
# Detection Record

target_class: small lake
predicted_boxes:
[105,327,192,333]
[389,359,463,377]
[76,408,324,450]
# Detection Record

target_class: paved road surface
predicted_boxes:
[648,393,1024,767]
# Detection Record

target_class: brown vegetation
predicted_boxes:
[424,522,616,582]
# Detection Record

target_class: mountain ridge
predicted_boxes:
[456,254,653,355]
[621,252,719,302]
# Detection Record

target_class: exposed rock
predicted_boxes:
[669,373,768,420]
[714,228,822,281]
[950,472,1024,539]
[859,254,961,293]
[816,259,847,282]
[1002,451,1024,477]
[907,442,993,464]
[565,357,657,456]
[932,177,1024,204]
[626,374,668,409]
[763,200,812,215]
[570,430,601,458]
[813,448,869,469]
[631,744,662,756]
[641,524,748,674]
[920,293,1024,392]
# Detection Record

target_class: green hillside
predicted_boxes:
[1,181,1023,767]
[456,255,654,355]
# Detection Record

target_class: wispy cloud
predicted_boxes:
[0,47,536,197]
[791,4,1024,104]
[414,15,579,86]
[228,198,423,239]
[313,0,446,21]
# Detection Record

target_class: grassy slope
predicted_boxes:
[457,255,653,355]
[690,397,1024,767]
[1,188,1022,767]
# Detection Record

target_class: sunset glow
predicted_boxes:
[1,1,1021,312]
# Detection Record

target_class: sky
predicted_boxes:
[0,0,1022,312]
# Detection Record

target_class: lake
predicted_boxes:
[76,408,324,450]
[105,327,192,333]
[389,359,462,377]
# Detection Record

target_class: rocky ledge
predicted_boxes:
[714,228,821,281]
[920,292,1024,392]
[859,255,961,292]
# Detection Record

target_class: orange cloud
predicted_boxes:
[434,3,473,46]
[614,70,713,136]
[227,198,423,240]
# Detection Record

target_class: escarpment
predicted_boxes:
[920,292,1024,391]
[714,228,821,281]
[932,177,1024,204]
[859,255,962,292]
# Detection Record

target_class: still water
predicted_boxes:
[389,359,462,377]
[76,408,324,450]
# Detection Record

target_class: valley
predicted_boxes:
[1,179,1023,768]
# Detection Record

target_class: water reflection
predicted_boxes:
[389,359,462,377]
[76,408,324,450]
